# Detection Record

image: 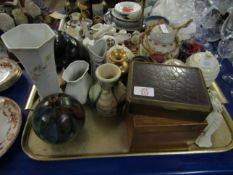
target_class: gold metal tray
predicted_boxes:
[21,84,233,161]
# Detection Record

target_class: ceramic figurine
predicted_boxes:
[131,31,141,45]
[1,24,61,99]
[114,32,131,44]
[92,24,116,40]
[82,37,95,47]
[62,60,93,104]
[89,63,126,117]
[195,90,223,148]
[67,12,81,27]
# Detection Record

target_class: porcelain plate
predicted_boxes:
[0,96,21,157]
[0,58,22,92]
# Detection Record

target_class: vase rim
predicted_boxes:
[96,63,121,83]
[62,60,90,83]
[1,24,55,50]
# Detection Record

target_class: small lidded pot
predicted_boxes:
[186,51,220,87]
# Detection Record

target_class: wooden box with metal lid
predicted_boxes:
[125,61,211,151]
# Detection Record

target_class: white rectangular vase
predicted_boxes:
[1,24,60,98]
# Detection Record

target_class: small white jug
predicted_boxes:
[62,60,92,104]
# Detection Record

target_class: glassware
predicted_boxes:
[222,73,233,97]
[194,0,213,45]
[200,8,224,42]
[217,37,233,59]
[221,7,233,39]
[210,0,233,15]
[194,0,212,17]
[217,37,233,98]
[222,73,233,84]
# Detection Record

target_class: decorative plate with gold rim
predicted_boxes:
[0,96,21,157]
[0,58,22,92]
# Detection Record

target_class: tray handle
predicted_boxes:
[25,85,38,111]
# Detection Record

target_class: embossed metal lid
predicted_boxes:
[127,61,212,112]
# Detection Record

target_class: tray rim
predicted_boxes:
[21,84,233,161]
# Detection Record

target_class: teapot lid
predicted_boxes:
[149,23,176,44]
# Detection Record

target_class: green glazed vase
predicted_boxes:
[89,63,126,117]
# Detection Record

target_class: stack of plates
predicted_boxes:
[105,1,142,31]
[186,52,220,87]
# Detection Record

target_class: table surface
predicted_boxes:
[1,59,233,175]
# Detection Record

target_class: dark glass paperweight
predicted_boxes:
[32,93,85,144]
